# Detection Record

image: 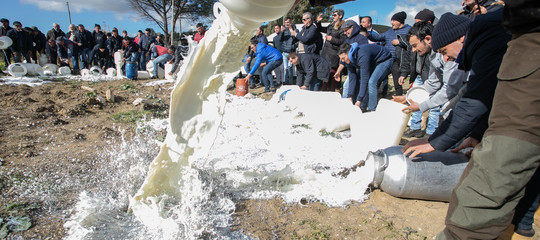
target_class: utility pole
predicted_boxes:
[66,2,72,25]
[170,0,175,45]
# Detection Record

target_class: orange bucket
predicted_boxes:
[236,78,248,96]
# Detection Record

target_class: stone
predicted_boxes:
[96,96,106,104]
[81,86,96,93]
[106,89,115,102]
[133,98,151,106]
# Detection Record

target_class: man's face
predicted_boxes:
[302,15,312,26]
[438,36,464,62]
[288,56,299,65]
[409,35,431,56]
[14,24,22,31]
[250,44,257,53]
[343,27,353,37]
[284,19,291,28]
[391,20,402,30]
[197,26,203,33]
[78,26,85,32]
[462,0,476,8]
[145,30,151,36]
[54,24,60,30]
[122,32,127,37]
[339,53,350,64]
[361,18,371,29]
[332,12,341,22]
[167,48,175,55]
[112,31,118,37]
[95,26,100,32]
[1,22,8,28]
[274,26,280,34]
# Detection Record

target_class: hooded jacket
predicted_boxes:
[249,43,282,75]
[343,21,369,46]
[367,24,411,59]
[347,42,392,102]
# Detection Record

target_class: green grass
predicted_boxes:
[111,110,148,123]
[120,82,135,90]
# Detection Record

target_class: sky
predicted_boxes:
[2,0,463,36]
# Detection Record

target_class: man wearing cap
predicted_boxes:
[368,11,411,97]
[75,24,94,69]
[30,27,47,64]
[400,9,514,238]
[6,21,32,63]
[90,24,105,66]
[138,28,155,71]
[46,23,65,42]
[1,18,13,66]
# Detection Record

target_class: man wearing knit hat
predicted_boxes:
[367,11,411,97]
[402,9,515,240]
[414,9,435,24]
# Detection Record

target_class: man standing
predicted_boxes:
[75,24,94,69]
[279,17,296,85]
[360,16,378,44]
[46,23,65,42]
[255,26,268,45]
[90,24,105,66]
[272,24,284,86]
[291,12,322,54]
[7,21,32,63]
[108,28,123,55]
[288,52,330,91]
[316,9,347,92]
[1,18,13,66]
[193,23,206,44]
[368,11,411,96]
[138,28,155,71]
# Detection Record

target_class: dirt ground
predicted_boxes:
[0,78,537,239]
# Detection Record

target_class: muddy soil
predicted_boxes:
[0,79,537,239]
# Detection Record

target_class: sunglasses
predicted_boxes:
[333,14,338,16]
[302,18,309,21]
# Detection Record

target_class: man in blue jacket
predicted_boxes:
[368,11,411,96]
[245,39,283,93]
[337,42,393,111]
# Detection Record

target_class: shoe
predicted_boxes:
[515,228,535,237]
[256,83,263,88]
[249,84,256,89]
[403,129,424,138]
[270,87,276,92]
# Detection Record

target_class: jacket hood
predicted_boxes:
[348,42,359,64]
[348,21,361,39]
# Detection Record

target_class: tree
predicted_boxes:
[264,0,334,36]
[127,0,217,44]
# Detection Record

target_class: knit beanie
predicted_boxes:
[432,12,471,51]
[415,9,435,23]
[391,11,407,24]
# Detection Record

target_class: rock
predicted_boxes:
[106,89,115,102]
[52,118,69,125]
[74,133,86,140]
[96,96,106,104]
[81,86,96,93]
[133,98,151,106]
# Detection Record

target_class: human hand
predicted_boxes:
[392,95,406,104]
[402,99,420,113]
[392,39,399,46]
[451,137,479,158]
[398,76,405,85]
[354,101,361,107]
[317,13,323,22]
[168,72,173,76]
[260,62,266,67]
[281,26,286,32]
[245,74,251,81]
[333,72,341,81]
[326,35,332,41]
[300,85,307,90]
[402,138,434,158]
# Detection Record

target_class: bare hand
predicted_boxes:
[326,35,332,41]
[392,95,406,104]
[398,76,405,85]
[300,85,307,90]
[392,39,399,46]
[402,99,420,113]
[260,62,267,67]
[402,138,435,158]
[354,101,361,107]
[317,13,323,22]
[451,137,479,158]
[245,73,251,82]
[168,72,173,76]
[281,26,286,32]
[333,72,341,82]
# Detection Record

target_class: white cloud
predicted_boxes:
[21,0,131,13]
[385,0,462,25]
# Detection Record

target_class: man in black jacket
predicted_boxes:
[6,21,32,63]
[1,18,13,66]
[291,12,322,54]
[75,24,94,69]
[108,28,123,56]
[46,23,65,42]
[30,27,47,64]
[90,24,105,66]
[288,51,330,91]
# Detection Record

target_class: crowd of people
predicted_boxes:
[241,1,539,239]
[0,19,205,77]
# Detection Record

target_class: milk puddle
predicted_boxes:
[64,93,374,239]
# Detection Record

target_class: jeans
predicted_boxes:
[261,60,282,92]
[368,57,393,111]
[308,78,321,91]
[274,61,284,84]
[512,167,540,231]
[79,47,91,69]
[153,53,173,77]
[391,58,403,96]
[282,52,294,85]
[126,52,139,62]
[342,75,349,98]
[139,50,149,70]
[409,76,441,134]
